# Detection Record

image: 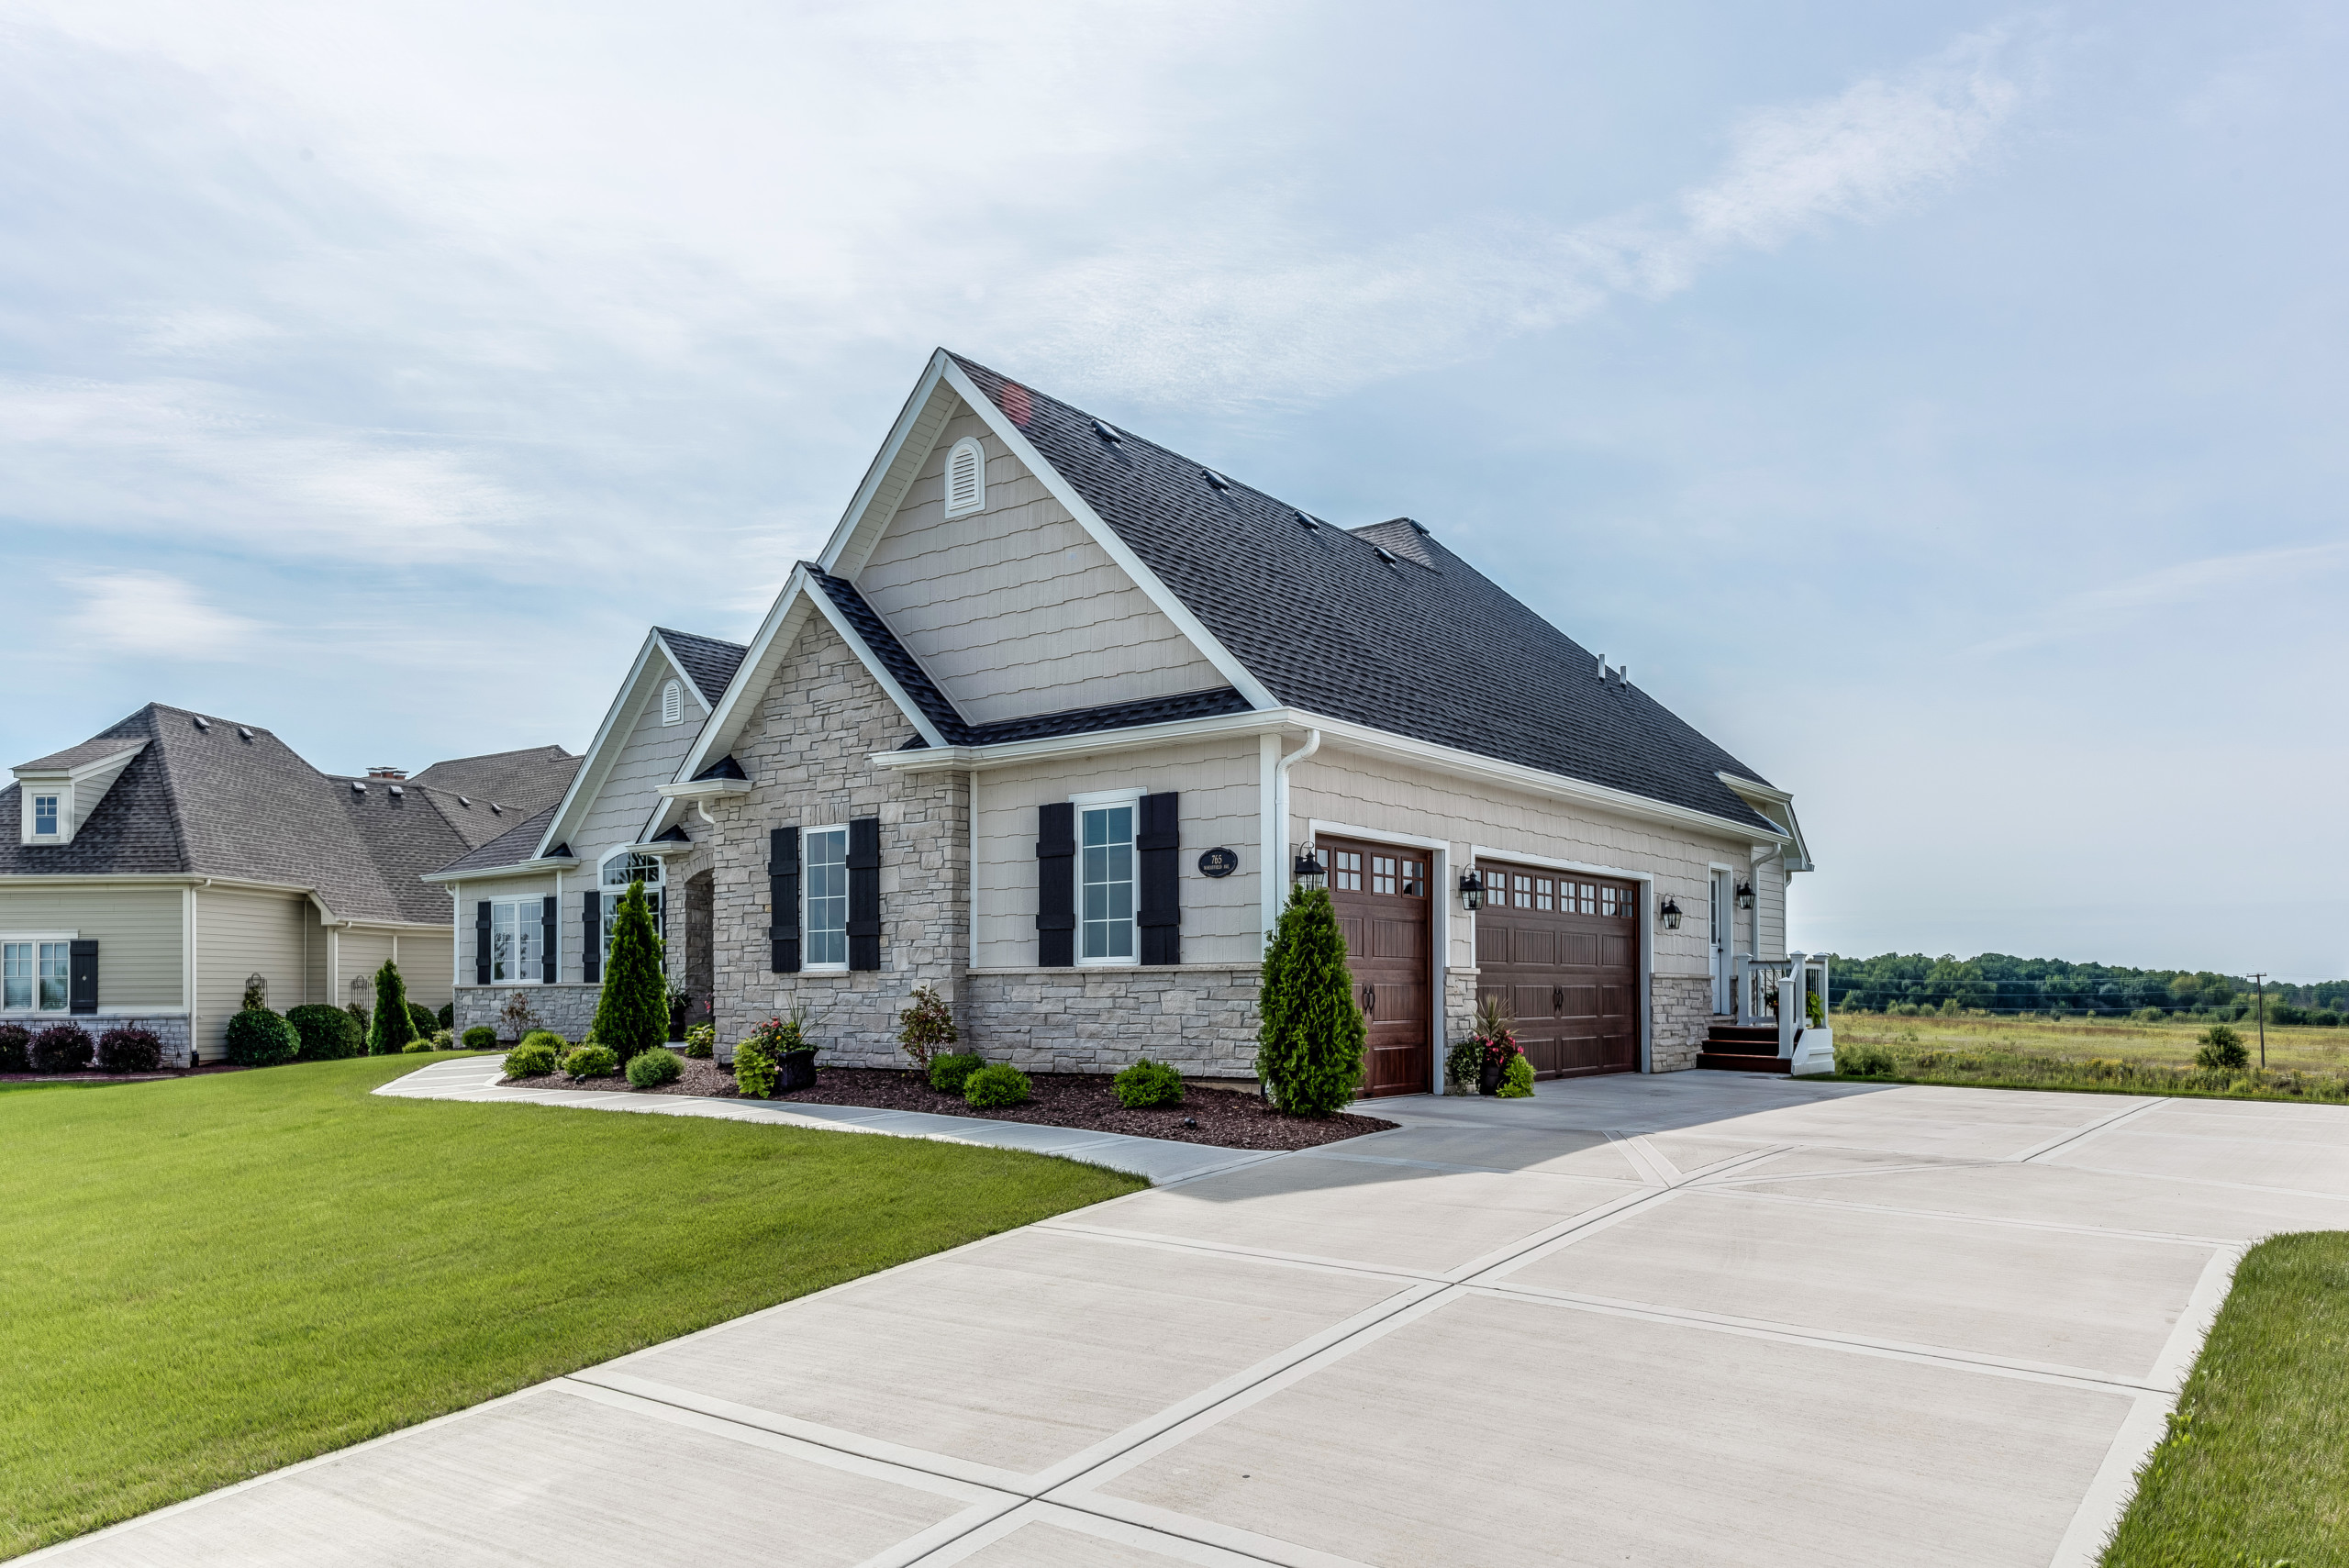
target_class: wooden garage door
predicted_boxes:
[1475,864,1638,1078]
[1324,839,1431,1097]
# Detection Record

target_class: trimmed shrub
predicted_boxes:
[95,1027,165,1073]
[287,1004,362,1061]
[627,1047,683,1089]
[225,1007,300,1067]
[462,1024,498,1051]
[503,1040,561,1078]
[1114,1058,1186,1109]
[366,962,411,1057]
[963,1062,1031,1108]
[591,880,666,1063]
[896,984,958,1073]
[0,1022,32,1073]
[519,1029,569,1055]
[733,1044,777,1099]
[406,1001,439,1040]
[928,1051,985,1095]
[30,1024,95,1073]
[1497,1052,1536,1098]
[1254,887,1364,1118]
[1837,1042,1897,1077]
[437,1002,455,1029]
[401,1039,433,1053]
[683,1023,716,1060]
[2196,1024,2250,1071]
[562,1043,618,1079]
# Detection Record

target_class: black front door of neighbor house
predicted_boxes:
[1476,862,1638,1078]
[1323,838,1432,1097]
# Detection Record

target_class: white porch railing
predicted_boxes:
[1734,952,1833,1068]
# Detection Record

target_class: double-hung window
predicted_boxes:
[31,795,60,837]
[1078,800,1137,962]
[488,901,540,983]
[3,940,70,1011]
[802,826,848,968]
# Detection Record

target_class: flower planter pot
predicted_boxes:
[776,1051,818,1093]
[1478,1059,1503,1095]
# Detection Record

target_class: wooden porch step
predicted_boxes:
[1706,1026,1780,1044]
[1698,1051,1792,1073]
[1700,1036,1781,1057]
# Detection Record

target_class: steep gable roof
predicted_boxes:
[654,628,750,707]
[944,354,1778,833]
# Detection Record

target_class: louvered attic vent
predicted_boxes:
[943,436,985,517]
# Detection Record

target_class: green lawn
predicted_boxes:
[2101,1232,2349,1565]
[1828,1012,2349,1105]
[0,1052,1141,1558]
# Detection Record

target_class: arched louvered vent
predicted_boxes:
[662,679,683,726]
[944,436,985,517]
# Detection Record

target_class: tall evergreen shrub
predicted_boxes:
[591,879,666,1064]
[1254,886,1364,1117]
[366,961,411,1056]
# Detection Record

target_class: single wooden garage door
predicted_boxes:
[1475,863,1638,1078]
[1324,838,1431,1096]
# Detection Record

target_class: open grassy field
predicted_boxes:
[2101,1232,2349,1566]
[1829,1010,2349,1103]
[0,1052,1141,1559]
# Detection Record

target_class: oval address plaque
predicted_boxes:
[1197,847,1239,879]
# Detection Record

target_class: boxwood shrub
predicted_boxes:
[502,1040,561,1079]
[963,1062,1031,1108]
[406,1001,438,1042]
[30,1024,95,1073]
[0,1022,31,1073]
[519,1029,569,1055]
[287,1004,363,1062]
[562,1043,618,1080]
[462,1024,498,1051]
[626,1047,683,1089]
[927,1051,985,1095]
[95,1027,165,1073]
[1114,1058,1185,1109]
[224,1007,301,1067]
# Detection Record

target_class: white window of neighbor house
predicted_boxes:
[802,826,848,969]
[1077,798,1138,962]
[32,795,60,836]
[943,437,985,518]
[2,940,69,1010]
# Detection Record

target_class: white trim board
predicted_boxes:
[1470,846,1655,884]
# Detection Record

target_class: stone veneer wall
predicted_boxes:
[1441,966,1482,1093]
[963,966,1262,1077]
[1649,973,1709,1073]
[453,983,601,1042]
[78,1014,196,1068]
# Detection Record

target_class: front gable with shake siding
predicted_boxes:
[649,350,1816,1093]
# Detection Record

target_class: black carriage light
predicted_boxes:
[1458,869,1485,912]
[1292,847,1327,893]
[1735,879,1755,911]
[1658,895,1683,931]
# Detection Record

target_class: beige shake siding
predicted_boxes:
[0,884,183,1009]
[192,885,312,1029]
[855,403,1226,724]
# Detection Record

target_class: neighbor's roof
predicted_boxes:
[0,706,578,923]
[432,803,563,877]
[947,353,1779,833]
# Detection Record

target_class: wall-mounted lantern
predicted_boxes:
[1735,879,1755,911]
[1657,895,1683,931]
[1458,869,1486,912]
[1292,847,1327,893]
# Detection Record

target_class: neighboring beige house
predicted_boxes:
[1,704,574,1064]
[472,350,1812,1092]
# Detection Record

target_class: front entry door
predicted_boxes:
[1475,862,1639,1078]
[1323,838,1431,1096]
[1710,868,1734,1016]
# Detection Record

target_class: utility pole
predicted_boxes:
[2252,973,2266,1069]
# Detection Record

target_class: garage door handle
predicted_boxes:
[1553,986,1564,1013]
[1362,984,1375,1015]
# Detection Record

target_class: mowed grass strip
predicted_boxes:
[0,1053,1141,1558]
[2103,1232,2349,1567]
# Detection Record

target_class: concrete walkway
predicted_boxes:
[32,1071,2349,1567]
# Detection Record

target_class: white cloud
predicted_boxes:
[68,571,262,658]
[1967,539,2349,656]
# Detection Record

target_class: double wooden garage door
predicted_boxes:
[1475,862,1639,1078]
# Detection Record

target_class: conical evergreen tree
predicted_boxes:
[1254,886,1365,1117]
[591,879,666,1064]
[367,960,411,1056]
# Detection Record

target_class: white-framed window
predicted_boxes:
[31,795,60,837]
[1074,790,1142,964]
[487,900,541,983]
[662,680,683,726]
[2,939,71,1011]
[802,825,849,969]
[600,851,664,959]
[943,436,985,517]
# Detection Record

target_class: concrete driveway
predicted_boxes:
[34,1073,2349,1567]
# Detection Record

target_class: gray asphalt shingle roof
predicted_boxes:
[14,736,150,773]
[431,804,563,876]
[948,354,1780,834]
[655,628,751,707]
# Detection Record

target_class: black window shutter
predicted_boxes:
[1137,791,1180,965]
[847,817,882,971]
[540,896,559,984]
[68,940,98,1014]
[582,891,601,984]
[473,901,492,985]
[769,827,801,973]
[1036,801,1075,967]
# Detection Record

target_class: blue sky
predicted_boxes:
[4,2,2343,977]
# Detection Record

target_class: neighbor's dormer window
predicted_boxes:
[31,795,59,837]
[943,436,985,517]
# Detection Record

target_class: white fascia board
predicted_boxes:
[417,854,579,886]
[10,739,149,786]
[816,350,958,579]
[533,632,678,860]
[930,358,1278,712]
[1308,819,1450,852]
[1719,773,1810,871]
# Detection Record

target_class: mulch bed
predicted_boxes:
[502,1059,1394,1151]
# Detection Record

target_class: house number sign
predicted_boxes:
[1197,848,1238,878]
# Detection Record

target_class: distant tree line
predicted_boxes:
[1826,952,2348,1025]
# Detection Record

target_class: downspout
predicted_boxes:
[1272,728,1321,904]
